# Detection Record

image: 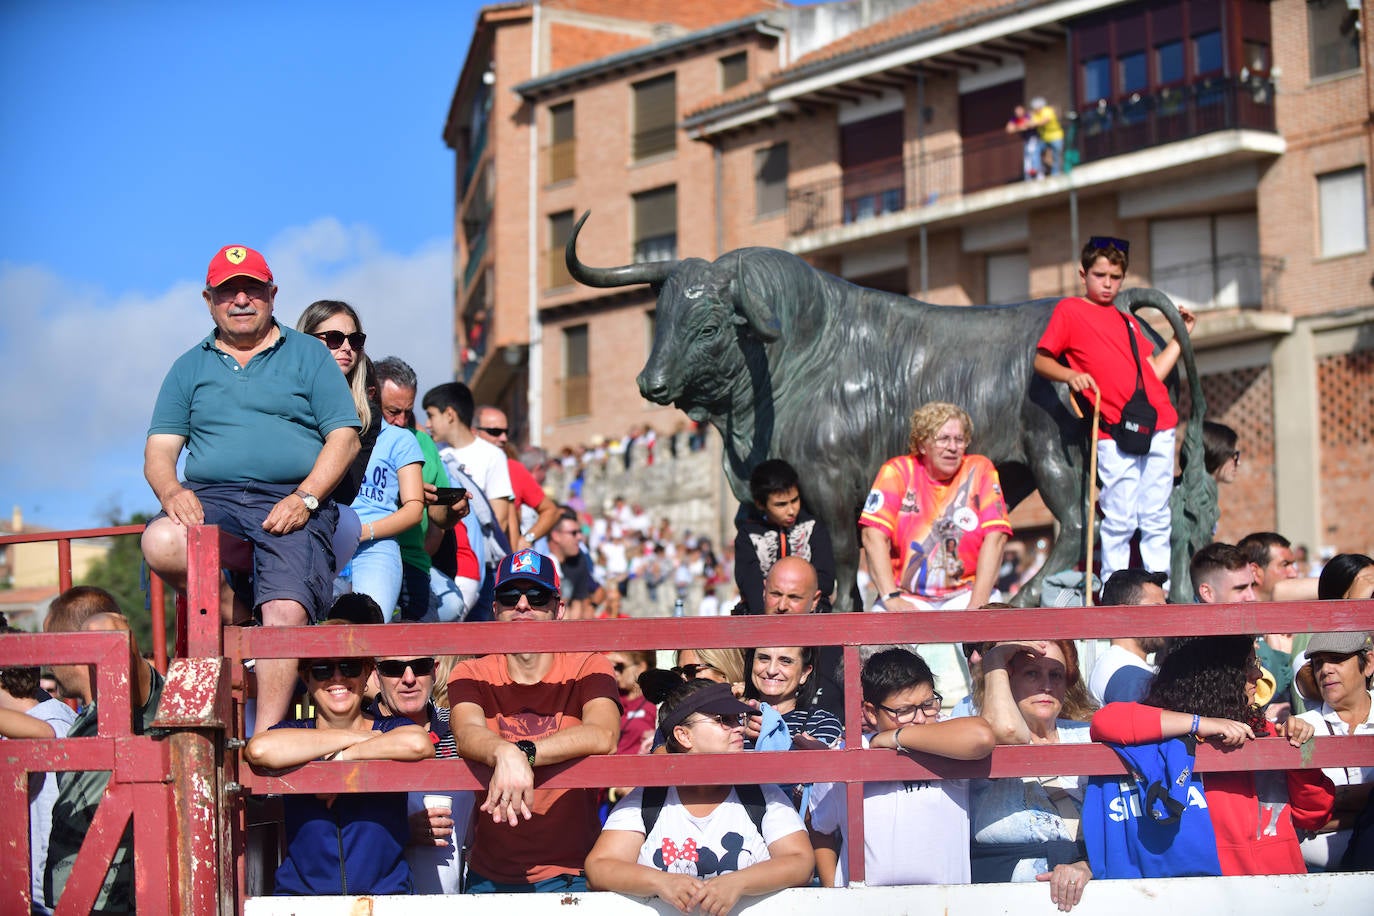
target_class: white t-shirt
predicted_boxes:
[1297,691,1374,786]
[440,438,514,503]
[27,696,77,914]
[1087,644,1156,706]
[603,785,803,879]
[810,733,970,887]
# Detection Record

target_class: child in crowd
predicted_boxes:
[1034,236,1195,587]
[733,459,835,614]
[809,648,995,886]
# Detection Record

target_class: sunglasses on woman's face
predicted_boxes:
[307,660,365,681]
[672,664,720,679]
[375,657,437,678]
[312,330,366,350]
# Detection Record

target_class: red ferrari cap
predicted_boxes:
[206,245,273,287]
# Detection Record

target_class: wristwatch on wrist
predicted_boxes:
[884,590,903,601]
[515,739,537,768]
[295,490,319,512]
[521,529,536,543]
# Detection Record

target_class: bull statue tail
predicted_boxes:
[566,211,677,288]
[1117,287,1214,603]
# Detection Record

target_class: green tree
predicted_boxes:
[79,513,176,655]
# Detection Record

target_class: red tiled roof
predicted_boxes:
[685,79,768,118]
[544,0,781,32]
[0,585,60,605]
[549,22,653,70]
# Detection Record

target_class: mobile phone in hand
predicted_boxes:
[434,487,469,505]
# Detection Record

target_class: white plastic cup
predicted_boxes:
[423,793,452,815]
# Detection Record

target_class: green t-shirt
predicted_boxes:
[396,429,448,571]
[45,666,165,912]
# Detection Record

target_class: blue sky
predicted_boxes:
[0,1,480,529]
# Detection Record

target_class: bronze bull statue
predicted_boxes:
[566,212,1206,609]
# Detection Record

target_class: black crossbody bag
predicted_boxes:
[1109,310,1157,455]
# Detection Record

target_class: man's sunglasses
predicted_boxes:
[672,664,721,679]
[494,585,558,609]
[306,660,366,680]
[376,657,437,678]
[312,330,367,350]
[1087,235,1130,255]
[477,426,509,437]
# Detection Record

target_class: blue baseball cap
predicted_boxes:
[494,548,560,591]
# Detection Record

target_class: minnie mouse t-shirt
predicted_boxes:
[604,785,803,878]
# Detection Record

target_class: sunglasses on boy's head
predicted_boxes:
[494,584,558,609]
[306,659,366,680]
[312,330,367,350]
[375,657,437,678]
[1087,235,1130,255]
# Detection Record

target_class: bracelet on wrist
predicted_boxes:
[892,726,908,752]
[1190,713,1201,736]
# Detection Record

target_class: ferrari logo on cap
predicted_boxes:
[225,247,247,265]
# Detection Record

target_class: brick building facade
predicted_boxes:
[447,0,1372,558]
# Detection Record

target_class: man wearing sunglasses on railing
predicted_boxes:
[372,654,471,894]
[142,244,362,736]
[447,548,621,894]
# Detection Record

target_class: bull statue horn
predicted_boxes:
[566,211,677,288]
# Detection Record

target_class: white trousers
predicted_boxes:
[1096,428,1175,587]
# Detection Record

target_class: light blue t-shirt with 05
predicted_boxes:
[351,422,425,525]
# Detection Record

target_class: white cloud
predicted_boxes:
[0,219,452,528]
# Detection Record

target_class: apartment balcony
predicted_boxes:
[462,228,489,290]
[787,77,1280,253]
[1154,253,1286,314]
[461,118,489,197]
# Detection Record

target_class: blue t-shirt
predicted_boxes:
[269,715,416,895]
[148,323,360,484]
[351,422,425,525]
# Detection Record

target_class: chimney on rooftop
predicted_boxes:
[11,506,21,532]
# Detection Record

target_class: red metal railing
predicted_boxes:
[0,524,170,671]
[4,524,1372,913]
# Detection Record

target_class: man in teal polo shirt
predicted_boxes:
[141,244,360,733]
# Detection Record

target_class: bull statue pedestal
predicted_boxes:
[566,213,1210,610]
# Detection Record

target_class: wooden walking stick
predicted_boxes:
[1068,383,1103,608]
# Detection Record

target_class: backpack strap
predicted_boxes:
[735,783,768,838]
[641,785,668,836]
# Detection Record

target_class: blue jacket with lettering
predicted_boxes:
[1083,735,1222,878]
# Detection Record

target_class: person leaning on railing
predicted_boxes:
[971,639,1097,913]
[586,676,814,915]
[243,624,435,896]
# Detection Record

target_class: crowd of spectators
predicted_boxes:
[8,239,1372,912]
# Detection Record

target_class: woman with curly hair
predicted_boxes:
[1091,636,1334,875]
[971,639,1097,912]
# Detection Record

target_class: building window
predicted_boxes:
[1307,0,1361,79]
[632,73,676,160]
[755,143,788,218]
[633,185,677,263]
[720,52,748,90]
[547,210,575,289]
[1318,167,1368,258]
[1156,40,1185,84]
[1150,213,1262,310]
[1082,55,1111,101]
[563,324,590,418]
[1119,51,1148,95]
[548,101,575,183]
[986,251,1030,305]
[1193,30,1223,75]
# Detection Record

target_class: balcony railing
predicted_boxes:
[633,234,677,264]
[1153,253,1286,312]
[462,118,489,196]
[788,77,1277,237]
[463,228,488,289]
[546,247,573,290]
[632,125,676,161]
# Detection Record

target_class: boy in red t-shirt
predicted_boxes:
[1034,236,1195,587]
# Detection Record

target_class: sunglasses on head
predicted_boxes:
[312,330,367,350]
[307,659,365,680]
[672,663,720,679]
[1087,235,1130,255]
[477,426,509,437]
[376,657,437,678]
[494,584,558,609]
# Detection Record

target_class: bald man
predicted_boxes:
[762,556,823,616]
[43,588,164,912]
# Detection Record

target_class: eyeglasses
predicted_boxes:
[477,426,509,438]
[376,657,437,678]
[306,660,366,681]
[672,664,721,679]
[494,584,558,609]
[931,435,968,449]
[878,694,943,722]
[1087,235,1130,255]
[209,280,272,302]
[312,330,367,351]
[685,712,747,729]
